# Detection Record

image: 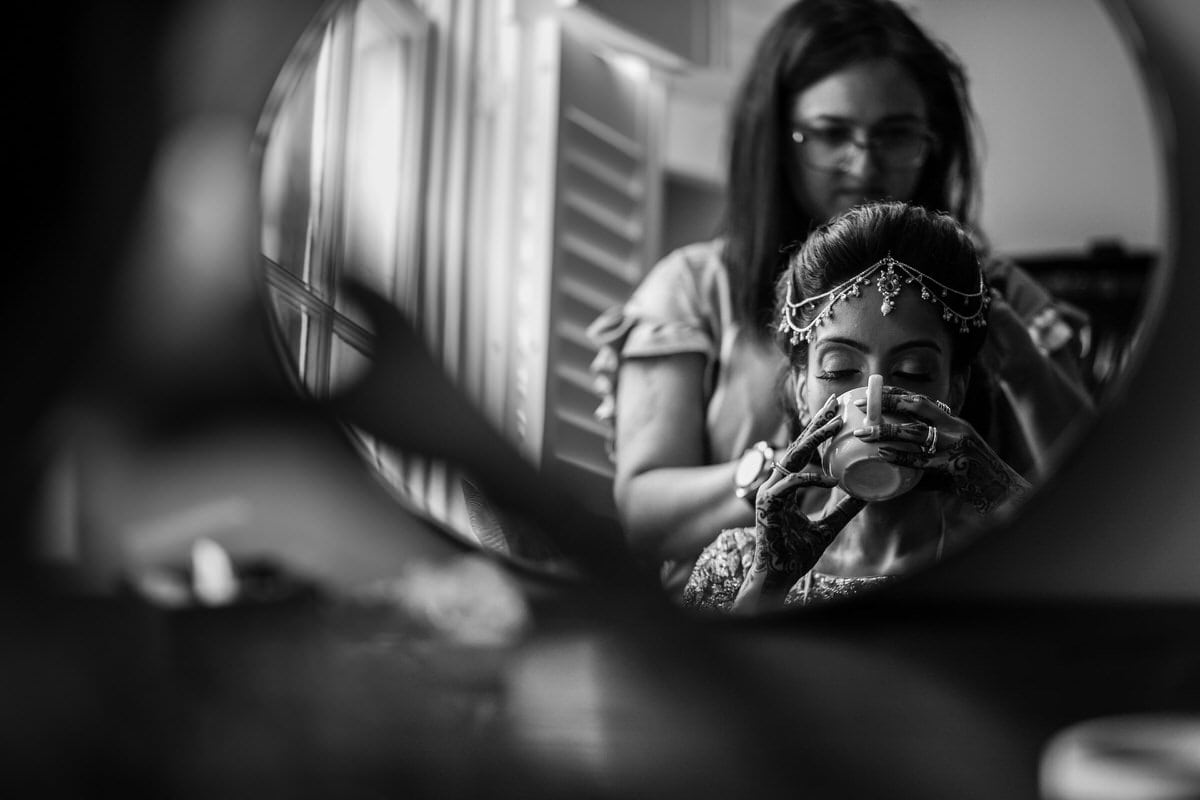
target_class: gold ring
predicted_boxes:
[933,399,952,415]
[771,461,793,476]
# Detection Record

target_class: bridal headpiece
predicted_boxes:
[779,254,990,346]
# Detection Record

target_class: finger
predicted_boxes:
[877,446,933,469]
[756,473,809,513]
[819,494,866,533]
[806,414,845,446]
[854,392,952,421]
[853,422,926,444]
[844,386,902,412]
[760,462,838,494]
[805,473,840,489]
[900,394,952,420]
[786,471,840,489]
[804,393,841,432]
[761,472,817,497]
[778,413,837,464]
[780,416,843,473]
[762,470,839,493]
[855,395,905,417]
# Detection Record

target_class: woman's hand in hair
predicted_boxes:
[854,387,1031,515]
[732,396,865,613]
[977,289,1095,477]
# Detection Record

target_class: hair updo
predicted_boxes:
[775,201,989,371]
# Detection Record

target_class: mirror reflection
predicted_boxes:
[256,0,1164,607]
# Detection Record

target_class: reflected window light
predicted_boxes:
[601,50,649,83]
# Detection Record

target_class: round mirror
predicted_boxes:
[255,0,1168,593]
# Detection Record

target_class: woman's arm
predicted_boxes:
[981,272,1096,476]
[613,355,755,563]
[983,293,1095,474]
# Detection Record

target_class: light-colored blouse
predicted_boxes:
[587,239,790,467]
[587,240,789,595]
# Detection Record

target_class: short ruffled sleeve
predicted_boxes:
[585,242,726,443]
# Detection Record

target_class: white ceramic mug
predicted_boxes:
[820,374,921,501]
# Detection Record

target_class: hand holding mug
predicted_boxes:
[738,395,866,605]
[852,386,1031,515]
[821,374,923,501]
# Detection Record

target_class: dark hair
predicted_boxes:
[775,202,988,372]
[722,0,979,333]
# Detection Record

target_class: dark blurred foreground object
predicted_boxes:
[5,588,1197,798]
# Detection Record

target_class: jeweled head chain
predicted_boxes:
[779,254,990,346]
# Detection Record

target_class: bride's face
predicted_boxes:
[801,282,967,412]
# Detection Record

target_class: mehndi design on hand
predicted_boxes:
[854,387,1030,514]
[748,395,865,595]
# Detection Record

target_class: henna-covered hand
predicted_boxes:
[853,387,1032,515]
[737,395,866,606]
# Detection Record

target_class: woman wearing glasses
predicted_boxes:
[588,0,1092,600]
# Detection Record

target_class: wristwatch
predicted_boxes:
[733,441,776,506]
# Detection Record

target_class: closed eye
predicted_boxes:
[816,369,859,381]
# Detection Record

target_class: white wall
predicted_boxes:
[909,0,1162,253]
[664,0,1164,255]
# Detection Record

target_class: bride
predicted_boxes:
[685,202,1029,613]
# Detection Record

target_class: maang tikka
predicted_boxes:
[779,254,990,346]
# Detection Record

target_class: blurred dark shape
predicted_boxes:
[1013,240,1155,398]
[462,477,569,563]
[7,581,1197,797]
[123,538,321,610]
[9,3,168,576]
[331,281,641,587]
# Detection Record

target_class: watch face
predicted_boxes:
[734,447,767,487]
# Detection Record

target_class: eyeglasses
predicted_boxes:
[790,123,935,171]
